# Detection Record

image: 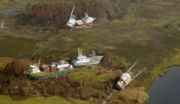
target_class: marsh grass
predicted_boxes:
[0,0,180,104]
[0,95,89,104]
[0,37,37,57]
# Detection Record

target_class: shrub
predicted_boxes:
[4,59,28,77]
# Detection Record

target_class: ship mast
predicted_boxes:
[0,20,5,29]
[78,48,83,57]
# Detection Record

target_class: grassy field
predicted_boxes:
[0,95,89,104]
[0,0,180,104]
[0,37,37,57]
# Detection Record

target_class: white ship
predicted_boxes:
[56,60,73,71]
[28,60,73,74]
[28,64,41,74]
[116,60,145,90]
[66,6,96,28]
[72,48,104,67]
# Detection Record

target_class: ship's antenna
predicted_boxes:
[0,20,5,29]
[70,5,75,17]
[38,59,41,66]
[78,48,83,57]
[92,50,96,56]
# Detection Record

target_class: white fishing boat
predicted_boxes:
[116,61,145,90]
[66,6,96,28]
[72,48,104,66]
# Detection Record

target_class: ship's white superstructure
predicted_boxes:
[75,13,95,26]
[29,65,41,74]
[57,60,73,71]
[72,48,103,66]
[28,60,73,74]
[116,61,145,90]
[66,6,96,28]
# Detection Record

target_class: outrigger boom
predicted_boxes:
[70,6,75,17]
[132,67,146,80]
[127,60,139,73]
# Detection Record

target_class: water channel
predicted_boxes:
[148,67,180,104]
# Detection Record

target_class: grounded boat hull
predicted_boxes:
[27,68,73,80]
[73,56,103,67]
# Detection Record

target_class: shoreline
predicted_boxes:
[144,49,180,99]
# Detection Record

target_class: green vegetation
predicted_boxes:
[0,57,11,70]
[0,0,180,104]
[143,49,180,90]
[0,37,37,57]
[0,95,89,104]
[30,72,48,77]
[68,67,116,83]
[154,49,180,76]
